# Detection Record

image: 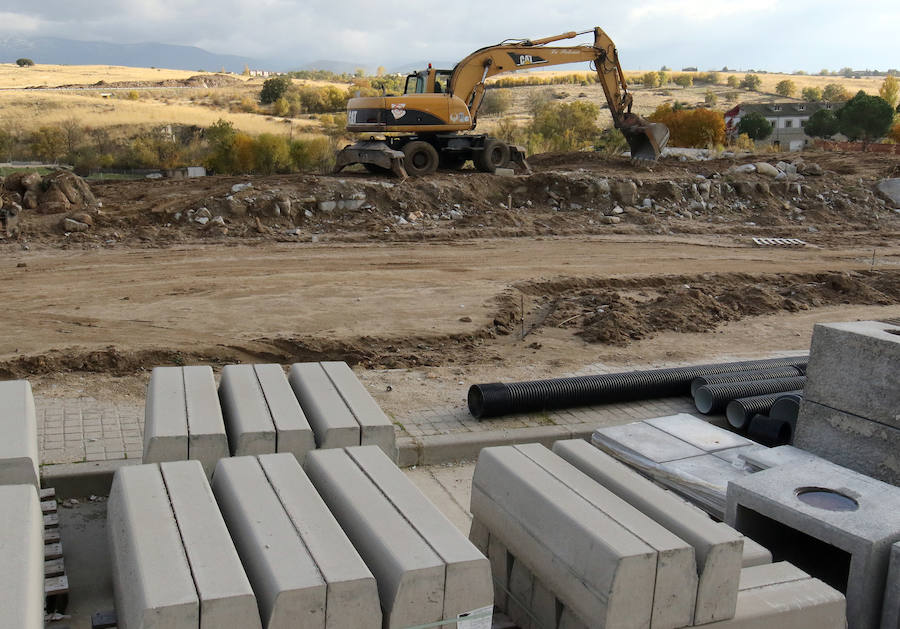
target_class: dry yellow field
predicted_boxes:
[0,91,322,136]
[0,63,251,89]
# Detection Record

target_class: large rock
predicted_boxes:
[877,178,900,208]
[611,180,638,206]
[754,163,780,178]
[39,185,71,214]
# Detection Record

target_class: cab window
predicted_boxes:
[404,73,427,94]
[434,70,452,94]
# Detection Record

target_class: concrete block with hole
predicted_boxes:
[883,542,900,629]
[218,364,315,462]
[288,362,396,459]
[211,455,326,629]
[304,447,447,629]
[472,445,657,629]
[553,438,743,624]
[0,484,43,629]
[257,453,381,629]
[108,464,199,629]
[514,443,697,629]
[726,459,900,629]
[794,400,900,486]
[701,562,846,628]
[0,380,39,490]
[143,366,229,477]
[801,320,900,427]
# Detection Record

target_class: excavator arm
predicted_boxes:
[449,28,668,160]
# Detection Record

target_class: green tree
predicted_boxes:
[802,86,823,101]
[726,75,740,88]
[204,119,239,173]
[823,83,850,102]
[259,76,292,104]
[673,74,693,88]
[879,75,899,109]
[737,112,773,140]
[529,101,600,152]
[740,74,762,91]
[836,91,894,143]
[253,134,291,174]
[775,79,797,97]
[15,58,34,67]
[30,126,66,162]
[804,109,839,138]
[839,67,854,78]
[704,89,718,107]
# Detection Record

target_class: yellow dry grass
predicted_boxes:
[0,63,253,89]
[0,91,321,137]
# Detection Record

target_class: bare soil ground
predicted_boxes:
[2,149,899,415]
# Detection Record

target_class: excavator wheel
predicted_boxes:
[475,138,510,173]
[402,141,440,177]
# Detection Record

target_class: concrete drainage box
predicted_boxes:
[726,459,900,629]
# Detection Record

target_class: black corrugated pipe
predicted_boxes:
[467,356,808,419]
[690,365,806,397]
[694,376,806,415]
[747,414,794,446]
[769,392,803,436]
[725,389,803,430]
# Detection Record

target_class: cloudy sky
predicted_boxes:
[1,0,897,71]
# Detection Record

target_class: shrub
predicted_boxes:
[802,86,823,101]
[259,76,292,104]
[648,105,725,148]
[493,118,524,145]
[642,71,661,88]
[15,58,34,67]
[737,112,773,140]
[673,74,693,88]
[290,137,335,172]
[775,80,797,97]
[29,126,66,162]
[889,122,900,144]
[822,83,850,102]
[480,89,512,115]
[126,90,140,100]
[253,134,291,174]
[529,101,600,152]
[734,133,755,151]
[704,90,718,107]
[879,75,899,109]
[594,127,628,156]
[726,75,740,88]
[740,74,762,91]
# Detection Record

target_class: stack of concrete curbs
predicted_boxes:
[470,441,846,629]
[305,445,492,629]
[0,380,43,628]
[142,366,229,477]
[794,320,900,485]
[108,460,260,629]
[212,453,382,628]
[289,362,397,460]
[218,364,316,462]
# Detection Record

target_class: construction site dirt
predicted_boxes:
[2,150,899,417]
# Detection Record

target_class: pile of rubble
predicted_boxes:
[0,170,100,236]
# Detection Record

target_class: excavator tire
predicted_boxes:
[402,141,440,177]
[475,138,510,173]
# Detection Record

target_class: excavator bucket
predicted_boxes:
[620,117,670,162]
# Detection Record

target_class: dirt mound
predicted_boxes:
[53,74,244,90]
[523,270,900,345]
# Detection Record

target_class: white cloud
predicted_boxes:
[0,12,44,33]
[628,0,778,22]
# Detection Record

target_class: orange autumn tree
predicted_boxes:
[648,104,726,148]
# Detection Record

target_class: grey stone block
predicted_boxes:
[883,542,900,629]
[0,380,39,490]
[304,447,445,629]
[803,320,900,427]
[593,421,705,463]
[346,445,491,621]
[321,361,396,458]
[726,459,900,629]
[143,366,229,477]
[646,413,754,452]
[794,400,900,486]
[531,577,557,629]
[108,464,199,629]
[712,525,772,568]
[160,460,261,629]
[553,439,742,625]
[472,445,657,629]
[514,443,696,629]
[288,363,360,449]
[219,364,315,462]
[558,607,590,629]
[0,485,43,629]
[211,456,326,629]
[489,533,510,610]
[468,518,490,556]
[739,445,821,471]
[508,557,534,629]
[257,453,381,629]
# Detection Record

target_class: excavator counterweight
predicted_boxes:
[335,27,668,177]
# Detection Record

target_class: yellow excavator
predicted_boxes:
[334,27,669,178]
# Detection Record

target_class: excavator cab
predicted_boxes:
[403,67,453,94]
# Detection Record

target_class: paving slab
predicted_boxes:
[794,400,900,486]
[472,445,657,629]
[321,361,396,458]
[553,439,742,625]
[346,445,491,621]
[739,445,821,471]
[288,363,360,449]
[0,379,40,490]
[107,464,199,629]
[257,453,381,629]
[883,542,900,629]
[0,484,43,629]
[646,413,753,452]
[160,460,261,629]
[211,456,326,629]
[593,421,705,464]
[726,459,900,629]
[802,320,900,427]
[514,443,697,629]
[143,366,229,477]
[304,447,445,629]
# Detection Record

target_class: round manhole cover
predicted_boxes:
[796,488,859,512]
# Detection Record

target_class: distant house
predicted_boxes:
[724,101,841,151]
